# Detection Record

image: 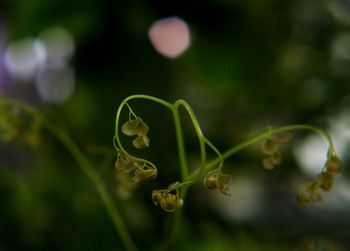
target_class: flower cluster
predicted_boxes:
[115,151,157,183]
[152,182,183,212]
[0,105,41,148]
[121,119,150,149]
[297,149,342,205]
[260,131,293,170]
[203,169,232,195]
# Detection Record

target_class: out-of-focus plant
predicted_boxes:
[0,94,342,251]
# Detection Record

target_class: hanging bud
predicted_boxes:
[325,151,342,174]
[152,184,183,212]
[318,172,333,192]
[132,163,157,183]
[121,119,149,137]
[217,173,232,195]
[115,153,138,173]
[271,151,282,165]
[135,120,149,136]
[203,169,219,189]
[121,118,150,149]
[260,131,289,170]
[132,135,150,149]
[121,119,140,136]
[297,181,322,205]
[204,169,232,195]
[262,157,275,170]
[261,138,277,155]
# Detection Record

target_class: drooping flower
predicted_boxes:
[260,131,293,170]
[203,169,232,195]
[152,182,183,212]
[121,118,150,149]
[132,163,157,183]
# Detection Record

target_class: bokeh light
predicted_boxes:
[209,176,263,221]
[4,38,46,81]
[35,65,75,104]
[148,16,191,58]
[38,27,74,67]
[327,0,350,25]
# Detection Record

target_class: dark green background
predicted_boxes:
[1,0,349,250]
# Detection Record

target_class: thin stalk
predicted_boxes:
[174,100,206,178]
[201,124,334,173]
[172,108,189,179]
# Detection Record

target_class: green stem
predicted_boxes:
[200,124,334,173]
[172,108,189,179]
[174,100,206,178]
[203,137,224,170]
[113,96,192,251]
[0,97,138,251]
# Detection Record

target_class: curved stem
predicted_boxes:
[203,137,224,170]
[172,108,189,179]
[201,124,334,173]
[0,97,138,251]
[114,95,173,158]
[165,100,209,250]
[174,100,206,179]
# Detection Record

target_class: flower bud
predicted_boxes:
[325,151,342,174]
[152,187,182,212]
[203,170,219,189]
[217,174,232,195]
[297,181,322,205]
[271,151,282,165]
[204,169,232,195]
[262,157,274,170]
[121,119,149,137]
[115,153,137,173]
[318,172,333,192]
[121,120,140,136]
[132,135,150,149]
[132,164,157,183]
[261,138,277,154]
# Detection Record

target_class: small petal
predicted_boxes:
[115,153,137,173]
[262,158,275,170]
[271,151,282,165]
[132,164,157,183]
[261,138,277,155]
[132,135,150,149]
[217,174,232,195]
[203,170,219,189]
[325,151,342,174]
[152,188,182,212]
[121,120,140,136]
[297,181,322,205]
[135,120,149,136]
[318,172,333,192]
[204,169,232,195]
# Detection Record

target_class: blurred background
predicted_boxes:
[1,0,350,250]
